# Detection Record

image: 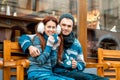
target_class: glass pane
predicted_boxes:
[0,0,77,18]
[0,0,78,36]
[87,0,120,58]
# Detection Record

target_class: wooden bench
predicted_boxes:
[3,40,30,80]
[86,62,110,76]
[98,48,120,80]
[0,60,3,68]
[3,40,117,80]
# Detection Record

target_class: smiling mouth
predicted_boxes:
[63,30,68,33]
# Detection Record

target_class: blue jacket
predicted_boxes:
[18,34,58,78]
[53,38,86,73]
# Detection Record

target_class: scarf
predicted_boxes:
[63,32,75,49]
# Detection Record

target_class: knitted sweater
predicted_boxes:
[53,38,86,73]
[18,34,58,78]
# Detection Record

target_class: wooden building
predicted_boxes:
[0,0,120,80]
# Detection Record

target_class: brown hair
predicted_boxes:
[57,34,63,62]
[36,16,63,62]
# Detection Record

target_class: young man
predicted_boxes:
[19,14,109,80]
[53,14,109,80]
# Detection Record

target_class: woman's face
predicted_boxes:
[59,18,73,36]
[44,20,57,36]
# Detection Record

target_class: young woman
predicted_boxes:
[18,16,74,80]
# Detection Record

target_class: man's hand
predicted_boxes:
[71,59,77,69]
[28,46,40,57]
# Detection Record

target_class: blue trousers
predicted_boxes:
[56,70,109,80]
[28,72,74,80]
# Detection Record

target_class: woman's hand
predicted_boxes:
[28,45,40,57]
[52,37,61,50]
[46,35,55,47]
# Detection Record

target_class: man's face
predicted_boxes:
[60,18,73,35]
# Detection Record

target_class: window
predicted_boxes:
[87,0,120,60]
[0,0,77,19]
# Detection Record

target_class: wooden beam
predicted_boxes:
[78,0,87,62]
[26,0,32,10]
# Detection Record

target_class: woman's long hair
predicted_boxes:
[35,16,63,62]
